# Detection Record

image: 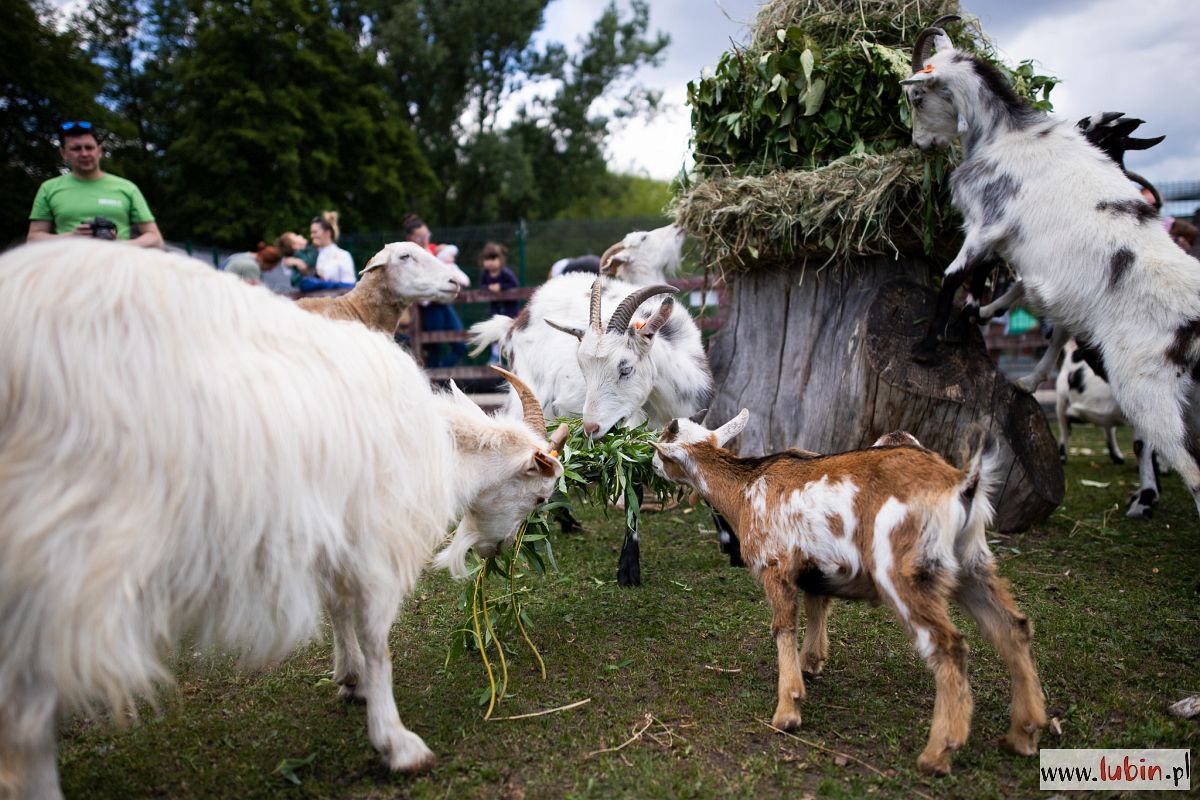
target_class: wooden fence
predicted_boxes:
[293,280,1052,387]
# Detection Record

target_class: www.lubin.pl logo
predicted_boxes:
[1040,749,1191,791]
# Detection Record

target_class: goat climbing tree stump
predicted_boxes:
[705,261,1062,531]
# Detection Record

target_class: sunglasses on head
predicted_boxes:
[60,121,94,133]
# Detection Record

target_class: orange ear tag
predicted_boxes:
[918,64,934,74]
[550,449,559,458]
[634,319,646,330]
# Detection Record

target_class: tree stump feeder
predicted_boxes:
[705,260,1063,531]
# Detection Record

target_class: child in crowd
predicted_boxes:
[480,241,520,318]
[479,242,520,365]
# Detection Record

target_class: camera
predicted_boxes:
[90,216,118,240]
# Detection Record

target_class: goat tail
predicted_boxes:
[467,315,514,357]
[957,423,1002,534]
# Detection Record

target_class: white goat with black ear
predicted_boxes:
[902,16,1200,521]
[469,273,713,585]
[0,239,565,799]
[598,223,685,285]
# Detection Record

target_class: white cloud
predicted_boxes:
[995,0,1200,184]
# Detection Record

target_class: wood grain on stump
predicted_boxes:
[705,262,1062,531]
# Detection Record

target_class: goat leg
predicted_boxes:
[712,509,745,567]
[616,483,644,587]
[1014,324,1068,393]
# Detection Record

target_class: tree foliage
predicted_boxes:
[162,0,436,244]
[687,14,1057,175]
[3,0,671,246]
[0,0,105,245]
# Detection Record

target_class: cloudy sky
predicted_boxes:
[541,0,1200,197]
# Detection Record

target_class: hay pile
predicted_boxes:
[674,149,941,271]
[673,0,1019,272]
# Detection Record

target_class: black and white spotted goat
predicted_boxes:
[1056,339,1167,518]
[901,16,1200,520]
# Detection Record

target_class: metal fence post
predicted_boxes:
[516,218,527,285]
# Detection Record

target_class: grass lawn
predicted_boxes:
[58,424,1199,799]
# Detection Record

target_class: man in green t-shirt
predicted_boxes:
[27,121,164,248]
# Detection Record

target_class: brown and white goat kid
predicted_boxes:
[652,412,1046,775]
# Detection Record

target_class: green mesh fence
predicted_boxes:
[340,215,671,289]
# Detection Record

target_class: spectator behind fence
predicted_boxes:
[402,212,435,254]
[436,244,472,289]
[27,121,163,248]
[221,243,283,286]
[404,214,464,368]
[297,211,355,292]
[1171,218,1196,250]
[479,242,520,365]
[480,241,520,317]
[276,231,317,289]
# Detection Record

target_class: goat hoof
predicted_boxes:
[1110,455,1125,466]
[771,710,803,731]
[999,730,1040,757]
[381,729,436,773]
[337,683,367,704]
[800,656,825,677]
[917,751,953,776]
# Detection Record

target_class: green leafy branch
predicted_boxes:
[445,417,681,716]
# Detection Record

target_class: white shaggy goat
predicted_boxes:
[652,411,1046,776]
[296,241,462,333]
[901,17,1200,519]
[598,223,685,285]
[0,239,566,799]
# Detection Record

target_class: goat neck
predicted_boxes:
[352,267,411,333]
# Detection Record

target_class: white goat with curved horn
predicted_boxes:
[469,273,713,585]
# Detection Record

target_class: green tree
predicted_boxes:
[555,173,671,220]
[507,0,668,221]
[373,0,548,222]
[162,0,436,246]
[375,0,668,224]
[0,0,105,245]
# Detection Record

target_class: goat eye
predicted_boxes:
[618,363,633,378]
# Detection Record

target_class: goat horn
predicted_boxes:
[598,241,626,276]
[910,15,960,72]
[606,284,677,334]
[589,278,604,333]
[548,422,570,451]
[545,318,585,341]
[490,365,546,435]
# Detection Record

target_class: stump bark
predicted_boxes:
[705,259,1062,531]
